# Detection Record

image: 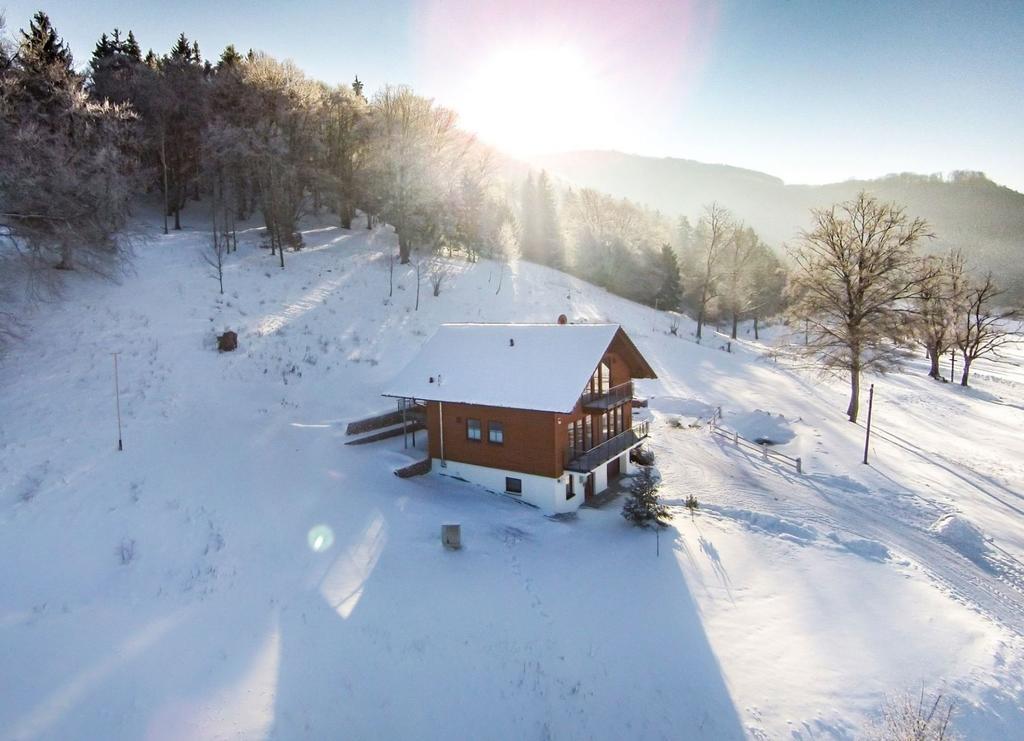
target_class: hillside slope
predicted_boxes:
[531,150,1024,297]
[1,215,1022,739]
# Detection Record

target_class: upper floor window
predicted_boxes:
[467,418,481,441]
[488,421,504,444]
[590,360,611,395]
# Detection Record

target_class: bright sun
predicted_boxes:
[455,43,611,155]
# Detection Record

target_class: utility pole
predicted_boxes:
[113,352,123,451]
[862,383,874,465]
[950,350,956,384]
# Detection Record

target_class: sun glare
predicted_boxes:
[456,43,610,155]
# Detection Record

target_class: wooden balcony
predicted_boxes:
[564,421,649,473]
[580,381,633,412]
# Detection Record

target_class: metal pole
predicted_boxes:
[113,352,123,451]
[950,350,955,384]
[862,383,874,465]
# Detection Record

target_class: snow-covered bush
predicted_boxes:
[631,445,655,466]
[869,687,959,741]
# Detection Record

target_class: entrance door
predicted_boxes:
[607,457,621,481]
[584,473,595,500]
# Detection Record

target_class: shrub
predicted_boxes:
[622,468,670,527]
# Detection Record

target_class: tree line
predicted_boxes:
[0,12,1017,406]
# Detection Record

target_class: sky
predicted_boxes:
[3,0,1022,190]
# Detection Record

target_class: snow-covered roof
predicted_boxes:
[382,323,650,413]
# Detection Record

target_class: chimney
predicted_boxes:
[509,338,515,347]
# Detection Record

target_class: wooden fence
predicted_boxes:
[708,411,803,474]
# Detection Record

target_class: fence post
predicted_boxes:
[796,457,802,474]
[762,443,768,461]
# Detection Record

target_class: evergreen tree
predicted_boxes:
[535,170,564,269]
[352,74,364,99]
[14,11,78,115]
[655,243,682,310]
[123,31,142,60]
[622,468,670,526]
[519,173,541,262]
[218,44,242,69]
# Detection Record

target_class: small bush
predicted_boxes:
[631,446,655,466]
[684,494,699,518]
[869,687,960,741]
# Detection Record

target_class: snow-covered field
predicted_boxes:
[2,213,1022,740]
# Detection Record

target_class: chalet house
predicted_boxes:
[382,323,656,514]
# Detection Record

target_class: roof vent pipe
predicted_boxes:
[509,338,515,347]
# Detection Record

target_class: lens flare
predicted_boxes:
[307,524,335,553]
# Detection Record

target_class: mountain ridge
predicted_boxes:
[529,150,1024,297]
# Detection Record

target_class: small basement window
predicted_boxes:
[488,421,504,444]
[467,419,481,441]
[505,477,522,495]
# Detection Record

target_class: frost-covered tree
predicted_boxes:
[684,203,733,341]
[788,192,933,422]
[952,272,1021,386]
[655,243,682,311]
[912,251,967,379]
[0,12,137,274]
[363,85,461,263]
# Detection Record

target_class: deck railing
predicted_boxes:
[580,381,633,410]
[564,420,649,473]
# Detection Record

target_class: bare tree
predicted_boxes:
[203,233,226,295]
[686,203,733,341]
[953,272,1021,386]
[720,223,760,339]
[788,192,933,422]
[428,257,452,297]
[912,251,967,379]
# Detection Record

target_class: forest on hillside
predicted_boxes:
[0,12,786,333]
[0,11,1018,416]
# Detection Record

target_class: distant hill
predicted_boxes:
[530,150,1024,299]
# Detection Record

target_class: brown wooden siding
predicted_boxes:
[426,350,637,479]
[427,402,562,478]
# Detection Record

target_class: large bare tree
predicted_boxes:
[788,192,932,422]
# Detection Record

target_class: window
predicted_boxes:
[505,477,522,495]
[566,478,576,500]
[467,418,481,441]
[488,421,504,444]
[600,412,609,442]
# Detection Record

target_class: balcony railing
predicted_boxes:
[564,421,649,473]
[580,380,633,411]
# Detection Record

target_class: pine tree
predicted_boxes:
[519,173,541,262]
[622,468,669,526]
[218,44,242,69]
[124,31,142,61]
[14,11,79,115]
[352,74,364,99]
[535,170,564,269]
[655,243,682,310]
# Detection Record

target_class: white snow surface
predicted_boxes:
[2,212,1023,740]
[382,322,620,412]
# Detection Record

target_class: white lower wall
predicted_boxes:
[432,449,637,515]
[433,459,582,514]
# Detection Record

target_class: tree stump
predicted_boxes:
[217,330,238,352]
